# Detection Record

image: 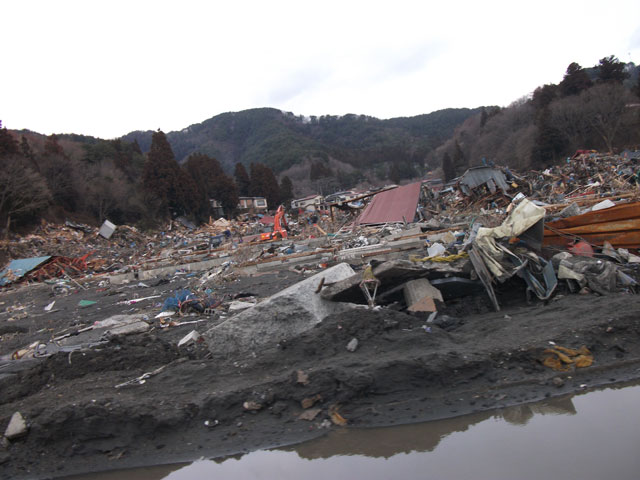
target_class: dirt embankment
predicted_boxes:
[1,275,640,479]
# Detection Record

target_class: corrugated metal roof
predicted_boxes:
[0,256,51,286]
[458,167,509,195]
[355,182,422,225]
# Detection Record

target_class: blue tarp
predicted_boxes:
[0,256,51,286]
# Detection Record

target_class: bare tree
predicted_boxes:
[550,94,591,151]
[0,156,51,234]
[582,83,635,152]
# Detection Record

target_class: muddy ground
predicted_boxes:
[1,266,640,479]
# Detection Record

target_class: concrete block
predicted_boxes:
[204,263,357,357]
[4,412,27,440]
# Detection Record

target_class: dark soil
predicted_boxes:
[1,269,640,479]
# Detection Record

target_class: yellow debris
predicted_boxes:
[329,404,348,426]
[410,252,469,263]
[542,345,594,371]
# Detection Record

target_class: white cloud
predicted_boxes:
[2,0,639,138]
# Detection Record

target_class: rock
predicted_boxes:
[552,377,565,387]
[301,394,322,409]
[243,401,262,411]
[4,412,28,440]
[204,263,357,357]
[346,338,359,352]
[295,370,309,385]
[270,401,288,416]
[298,408,321,421]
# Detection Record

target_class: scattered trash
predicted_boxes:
[542,345,593,371]
[328,405,348,426]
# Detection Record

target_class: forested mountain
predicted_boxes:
[3,55,638,232]
[122,107,483,178]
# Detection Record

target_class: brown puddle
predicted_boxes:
[62,382,640,480]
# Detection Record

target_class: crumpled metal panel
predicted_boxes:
[0,256,51,286]
[458,167,509,194]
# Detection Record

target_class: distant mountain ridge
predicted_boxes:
[121,107,485,175]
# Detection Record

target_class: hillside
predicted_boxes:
[121,107,484,176]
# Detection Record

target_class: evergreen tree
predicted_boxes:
[234,162,250,196]
[44,134,65,157]
[559,62,592,96]
[132,139,142,155]
[279,176,294,205]
[480,108,488,128]
[597,55,629,84]
[20,136,40,172]
[249,163,280,208]
[310,161,333,181]
[0,122,19,157]
[532,108,566,165]
[531,84,559,111]
[442,152,456,181]
[452,140,466,173]
[142,130,198,219]
[184,153,238,219]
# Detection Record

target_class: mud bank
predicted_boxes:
[1,274,640,479]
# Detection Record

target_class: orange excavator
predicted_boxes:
[259,205,288,241]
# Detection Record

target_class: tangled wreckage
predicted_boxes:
[1,151,640,478]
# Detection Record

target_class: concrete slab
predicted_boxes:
[203,263,357,357]
[4,412,28,440]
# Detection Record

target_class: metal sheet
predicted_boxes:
[458,167,509,194]
[0,256,52,286]
[355,182,422,225]
[543,201,640,249]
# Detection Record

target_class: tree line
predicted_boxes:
[0,124,293,234]
[437,55,640,180]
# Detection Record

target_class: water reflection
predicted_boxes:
[60,382,640,480]
[288,395,578,460]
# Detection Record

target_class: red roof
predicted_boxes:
[355,181,422,225]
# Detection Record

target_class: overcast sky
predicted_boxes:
[3,0,640,139]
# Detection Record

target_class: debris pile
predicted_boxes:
[2,151,640,478]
